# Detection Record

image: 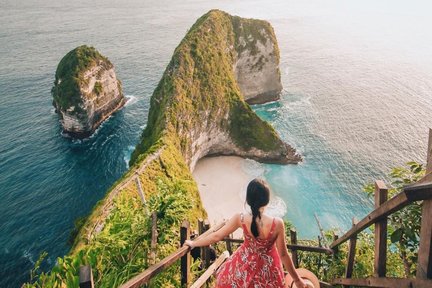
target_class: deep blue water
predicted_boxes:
[1,0,432,287]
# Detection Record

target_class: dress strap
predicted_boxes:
[268,218,276,238]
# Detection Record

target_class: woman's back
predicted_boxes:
[215,213,285,288]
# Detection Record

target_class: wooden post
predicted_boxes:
[290,229,299,268]
[198,218,205,268]
[180,221,190,286]
[149,212,158,265]
[417,128,432,279]
[344,219,358,288]
[333,234,339,255]
[135,176,146,205]
[374,180,388,277]
[226,233,233,254]
[79,265,94,288]
[204,220,211,268]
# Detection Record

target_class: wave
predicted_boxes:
[125,95,138,107]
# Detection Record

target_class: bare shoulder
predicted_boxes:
[274,217,285,231]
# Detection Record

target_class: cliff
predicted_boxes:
[30,11,300,287]
[52,45,126,138]
[130,9,300,170]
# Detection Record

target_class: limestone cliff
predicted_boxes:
[232,16,283,104]
[52,45,125,138]
[130,9,300,170]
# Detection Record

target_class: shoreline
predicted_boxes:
[192,156,288,232]
[192,156,255,227]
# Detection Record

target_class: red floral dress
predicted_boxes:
[215,214,285,288]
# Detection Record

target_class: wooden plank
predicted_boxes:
[314,213,328,248]
[290,229,299,268]
[333,234,339,255]
[330,191,408,248]
[417,128,432,280]
[332,277,432,288]
[180,221,190,286]
[134,177,146,204]
[198,219,205,267]
[79,265,94,288]
[120,221,226,288]
[204,220,211,268]
[374,181,388,277]
[427,128,432,172]
[417,199,432,279]
[189,251,230,288]
[149,212,158,265]
[345,219,358,284]
[331,182,432,249]
[225,234,233,254]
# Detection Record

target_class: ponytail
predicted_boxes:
[246,178,270,238]
[250,205,261,238]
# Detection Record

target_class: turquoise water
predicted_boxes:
[1,0,432,286]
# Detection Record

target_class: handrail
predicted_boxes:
[330,184,432,249]
[120,221,226,288]
[189,251,230,288]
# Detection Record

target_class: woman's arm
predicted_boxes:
[184,213,241,248]
[275,218,307,288]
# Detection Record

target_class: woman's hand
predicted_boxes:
[183,240,194,249]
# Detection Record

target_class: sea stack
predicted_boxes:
[52,45,125,138]
[130,9,301,170]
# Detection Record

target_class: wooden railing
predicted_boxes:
[78,130,432,288]
[105,217,332,288]
[330,129,432,288]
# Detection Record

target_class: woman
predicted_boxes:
[184,178,307,288]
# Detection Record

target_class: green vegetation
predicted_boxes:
[131,9,285,165]
[93,81,102,95]
[52,45,112,114]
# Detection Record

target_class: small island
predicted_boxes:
[52,45,125,138]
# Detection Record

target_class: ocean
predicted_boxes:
[1,0,432,286]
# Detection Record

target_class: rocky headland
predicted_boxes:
[52,45,125,138]
[130,9,301,170]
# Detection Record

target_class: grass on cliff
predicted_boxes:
[131,9,284,165]
[25,142,206,287]
[52,45,112,114]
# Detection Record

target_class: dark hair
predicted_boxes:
[246,178,270,237]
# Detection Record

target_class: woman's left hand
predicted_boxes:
[183,240,194,249]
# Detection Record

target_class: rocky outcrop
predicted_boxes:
[52,45,125,138]
[131,9,301,171]
[232,16,283,104]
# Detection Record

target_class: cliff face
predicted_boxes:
[232,16,283,104]
[131,9,300,170]
[52,45,125,138]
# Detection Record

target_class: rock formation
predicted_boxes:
[130,9,300,170]
[52,45,125,138]
[232,16,283,104]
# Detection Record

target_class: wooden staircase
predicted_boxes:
[79,130,432,288]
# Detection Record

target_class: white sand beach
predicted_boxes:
[192,156,255,227]
[193,156,289,234]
